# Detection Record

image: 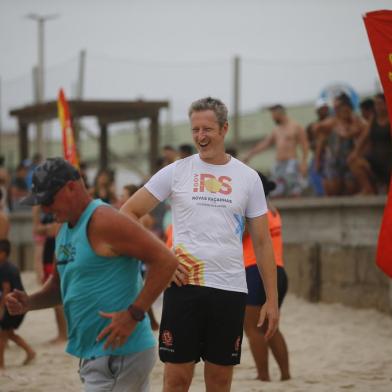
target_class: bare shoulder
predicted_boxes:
[87,205,141,256]
[89,205,134,235]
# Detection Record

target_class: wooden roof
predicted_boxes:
[9,99,169,173]
[10,99,169,124]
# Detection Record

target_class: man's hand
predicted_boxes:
[172,263,189,287]
[97,310,138,350]
[257,299,279,340]
[5,289,29,315]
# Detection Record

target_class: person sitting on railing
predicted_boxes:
[312,93,366,196]
[347,93,392,195]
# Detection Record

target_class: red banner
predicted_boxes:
[363,10,392,278]
[57,88,80,169]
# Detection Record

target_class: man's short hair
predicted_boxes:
[188,97,228,128]
[0,239,11,257]
[268,104,286,112]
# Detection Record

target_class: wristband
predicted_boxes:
[127,304,145,322]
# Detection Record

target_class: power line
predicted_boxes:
[243,55,372,67]
[3,57,78,86]
[88,52,229,68]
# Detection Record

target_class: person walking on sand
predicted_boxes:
[6,157,178,392]
[0,239,36,369]
[121,97,279,392]
[243,172,290,382]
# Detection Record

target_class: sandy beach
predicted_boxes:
[1,271,392,392]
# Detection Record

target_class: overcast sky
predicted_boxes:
[0,0,391,131]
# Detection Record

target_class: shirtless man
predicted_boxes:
[243,105,309,197]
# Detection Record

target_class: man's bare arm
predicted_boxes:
[92,207,178,312]
[311,117,335,135]
[347,120,370,163]
[120,187,160,220]
[297,125,309,176]
[243,131,276,163]
[92,207,178,349]
[6,266,62,315]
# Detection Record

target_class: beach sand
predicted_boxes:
[1,272,392,392]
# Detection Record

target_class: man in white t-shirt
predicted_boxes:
[121,97,279,392]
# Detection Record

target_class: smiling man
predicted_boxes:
[5,157,178,392]
[121,97,279,392]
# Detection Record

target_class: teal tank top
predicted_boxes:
[55,199,156,359]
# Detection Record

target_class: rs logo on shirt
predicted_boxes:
[193,173,232,195]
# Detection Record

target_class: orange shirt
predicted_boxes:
[243,209,284,268]
[165,224,173,249]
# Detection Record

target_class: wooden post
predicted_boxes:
[19,121,29,162]
[149,114,159,175]
[99,121,108,169]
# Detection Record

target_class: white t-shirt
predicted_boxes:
[145,154,267,293]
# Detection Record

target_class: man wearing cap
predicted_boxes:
[121,97,279,392]
[243,104,309,197]
[5,157,178,392]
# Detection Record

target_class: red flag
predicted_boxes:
[57,88,80,169]
[363,10,392,278]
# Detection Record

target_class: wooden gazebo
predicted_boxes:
[9,99,169,174]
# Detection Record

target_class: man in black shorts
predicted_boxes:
[0,239,36,368]
[122,97,279,391]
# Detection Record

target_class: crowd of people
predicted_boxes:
[0,92,390,212]
[244,92,392,197]
[0,93,390,391]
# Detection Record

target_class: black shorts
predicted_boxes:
[246,265,288,308]
[159,284,247,366]
[367,155,392,185]
[0,310,25,330]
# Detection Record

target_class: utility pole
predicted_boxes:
[232,55,240,147]
[26,13,59,155]
[0,76,3,155]
[73,49,87,150]
[76,49,86,100]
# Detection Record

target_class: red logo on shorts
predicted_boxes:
[234,336,241,352]
[161,330,173,347]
